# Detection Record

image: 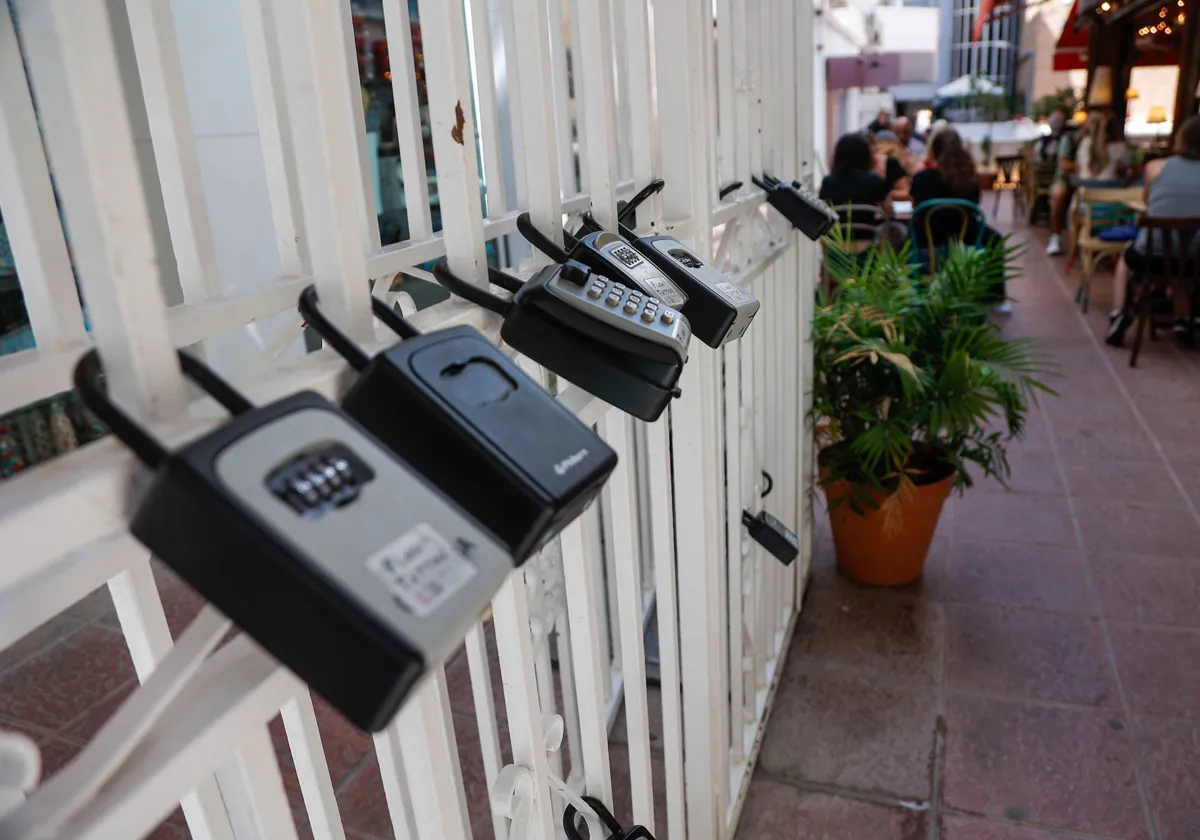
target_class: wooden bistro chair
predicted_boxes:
[1069,185,1140,312]
[821,205,905,298]
[1128,216,1200,367]
[908,198,986,277]
[992,154,1024,218]
[1023,158,1056,226]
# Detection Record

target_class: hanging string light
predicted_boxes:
[1137,0,1184,35]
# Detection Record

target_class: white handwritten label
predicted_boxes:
[367,524,477,617]
[717,281,754,305]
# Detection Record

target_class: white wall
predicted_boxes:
[872,6,939,54]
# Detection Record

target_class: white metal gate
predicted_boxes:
[0,0,819,837]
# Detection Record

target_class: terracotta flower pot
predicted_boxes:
[821,471,955,586]
[977,170,997,192]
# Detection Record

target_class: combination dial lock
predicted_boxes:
[752,171,839,241]
[299,286,617,562]
[575,178,760,349]
[75,349,511,732]
[432,254,691,423]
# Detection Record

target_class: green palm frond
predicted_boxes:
[810,232,1056,505]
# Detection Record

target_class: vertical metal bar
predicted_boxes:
[778,0,800,619]
[723,338,746,768]
[0,10,87,350]
[573,0,619,226]
[559,513,614,808]
[655,0,729,834]
[795,0,817,591]
[381,0,434,241]
[491,574,558,840]
[396,674,473,840]
[416,0,490,282]
[271,0,375,345]
[546,0,575,196]
[610,1,633,183]
[598,412,655,831]
[496,0,530,211]
[463,623,508,840]
[644,416,686,839]
[15,0,186,422]
[216,727,302,840]
[465,0,508,217]
[510,0,565,256]
[237,0,308,276]
[374,715,419,840]
[738,332,757,757]
[123,0,221,303]
[716,0,736,185]
[281,693,347,840]
[620,0,657,188]
[566,0,590,197]
[106,563,235,840]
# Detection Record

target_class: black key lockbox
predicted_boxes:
[576,178,760,348]
[298,286,617,562]
[743,470,800,565]
[431,255,692,422]
[752,172,839,241]
[75,349,511,732]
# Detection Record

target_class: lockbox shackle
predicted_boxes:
[752,172,786,192]
[615,178,665,228]
[297,285,422,374]
[516,213,574,265]
[73,348,256,471]
[563,795,625,840]
[431,258,517,317]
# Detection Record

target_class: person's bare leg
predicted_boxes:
[1050,184,1068,235]
[1047,183,1067,255]
[1112,256,1130,312]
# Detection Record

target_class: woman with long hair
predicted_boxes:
[819,133,893,240]
[909,128,1010,309]
[1075,111,1129,181]
[912,128,979,202]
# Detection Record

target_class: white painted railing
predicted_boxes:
[0,0,819,837]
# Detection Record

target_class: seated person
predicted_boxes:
[820,133,894,239]
[910,128,1009,309]
[1075,111,1130,183]
[894,116,926,159]
[1036,106,1069,162]
[1107,115,1200,346]
[1047,112,1089,255]
[873,135,913,198]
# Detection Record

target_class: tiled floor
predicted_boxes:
[736,201,1200,840]
[4,196,1200,840]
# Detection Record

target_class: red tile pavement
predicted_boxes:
[4,196,1200,839]
[748,198,1200,838]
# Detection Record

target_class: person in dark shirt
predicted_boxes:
[909,128,1009,309]
[867,108,892,135]
[819,133,892,239]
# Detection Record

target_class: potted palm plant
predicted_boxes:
[812,235,1055,585]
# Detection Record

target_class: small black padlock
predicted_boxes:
[751,171,839,241]
[75,349,511,732]
[743,470,800,565]
[298,286,617,562]
[431,255,691,422]
[577,178,760,349]
[564,796,657,840]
